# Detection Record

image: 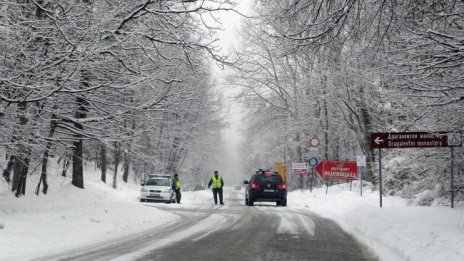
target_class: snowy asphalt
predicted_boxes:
[138,193,377,261]
[33,191,376,261]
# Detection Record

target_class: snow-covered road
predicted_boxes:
[32,190,375,261]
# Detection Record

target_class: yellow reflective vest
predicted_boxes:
[174,179,181,189]
[212,175,223,188]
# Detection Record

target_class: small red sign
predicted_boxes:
[314,161,358,180]
[292,169,309,176]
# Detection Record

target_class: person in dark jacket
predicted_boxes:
[172,173,182,204]
[207,170,224,205]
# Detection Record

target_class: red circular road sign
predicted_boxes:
[310,137,320,147]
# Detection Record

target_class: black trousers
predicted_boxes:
[212,188,223,204]
[174,189,181,203]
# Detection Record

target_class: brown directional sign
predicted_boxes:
[371,131,462,149]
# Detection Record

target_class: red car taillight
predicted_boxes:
[277,183,286,189]
[251,182,261,189]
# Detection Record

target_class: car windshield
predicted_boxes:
[254,175,282,184]
[146,178,170,186]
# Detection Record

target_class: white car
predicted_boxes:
[140,175,175,203]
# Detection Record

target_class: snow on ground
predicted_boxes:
[1,166,464,261]
[289,183,464,261]
[0,163,211,261]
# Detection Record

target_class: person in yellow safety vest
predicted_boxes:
[172,173,182,204]
[207,170,224,205]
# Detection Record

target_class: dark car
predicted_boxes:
[244,170,287,206]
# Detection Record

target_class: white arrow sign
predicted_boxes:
[375,136,384,145]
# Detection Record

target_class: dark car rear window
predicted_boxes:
[254,174,283,184]
[146,178,170,186]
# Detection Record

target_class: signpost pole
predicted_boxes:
[379,148,383,208]
[451,147,454,208]
[360,166,363,196]
[308,157,318,193]
[310,168,314,192]
[291,173,294,192]
[356,155,366,197]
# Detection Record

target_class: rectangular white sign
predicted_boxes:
[292,162,309,170]
[357,155,366,167]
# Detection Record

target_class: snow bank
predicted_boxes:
[0,166,178,261]
[288,182,464,261]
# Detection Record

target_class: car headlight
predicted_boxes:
[141,188,148,192]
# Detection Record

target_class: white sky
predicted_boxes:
[215,0,251,54]
[211,0,251,184]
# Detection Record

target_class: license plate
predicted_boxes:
[264,189,274,193]
[150,194,161,197]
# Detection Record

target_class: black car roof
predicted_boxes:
[255,170,279,175]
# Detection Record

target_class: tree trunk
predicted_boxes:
[72,96,86,189]
[12,101,29,196]
[122,118,135,183]
[101,143,107,183]
[322,82,330,160]
[36,116,57,195]
[359,85,375,183]
[15,155,30,197]
[13,161,23,194]
[123,151,130,183]
[295,132,304,189]
[72,139,84,189]
[61,152,70,177]
[113,142,120,189]
[2,155,14,183]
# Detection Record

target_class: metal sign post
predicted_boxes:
[357,155,366,196]
[448,132,461,209]
[311,168,314,192]
[308,157,318,192]
[451,147,454,208]
[359,167,362,196]
[379,149,382,208]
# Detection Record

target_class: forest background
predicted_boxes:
[1,0,463,206]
